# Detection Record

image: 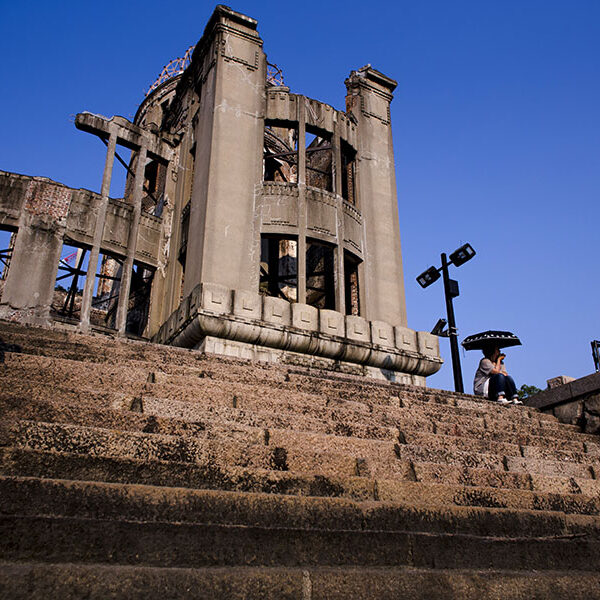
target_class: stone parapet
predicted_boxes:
[526,372,600,435]
[152,282,443,383]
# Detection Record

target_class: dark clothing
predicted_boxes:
[488,373,518,400]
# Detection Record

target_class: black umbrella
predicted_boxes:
[461,330,522,351]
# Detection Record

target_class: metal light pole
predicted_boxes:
[416,243,475,394]
[441,253,463,393]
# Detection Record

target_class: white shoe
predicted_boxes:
[511,398,523,405]
[497,396,511,405]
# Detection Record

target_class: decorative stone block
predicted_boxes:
[547,375,575,389]
[176,295,191,329]
[417,331,439,357]
[190,282,232,315]
[291,303,318,331]
[232,289,261,320]
[262,296,291,327]
[371,320,394,348]
[345,315,370,343]
[319,309,345,337]
[394,326,417,353]
[165,312,177,339]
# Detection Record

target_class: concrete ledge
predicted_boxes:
[526,372,600,435]
[527,372,600,410]
[154,285,444,382]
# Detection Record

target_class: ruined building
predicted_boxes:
[0,5,441,384]
[2,6,600,599]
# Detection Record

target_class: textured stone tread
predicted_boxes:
[1,449,599,515]
[2,319,600,596]
[3,513,600,571]
[5,476,600,538]
[2,563,600,600]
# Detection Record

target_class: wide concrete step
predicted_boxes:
[5,420,366,478]
[0,326,568,426]
[6,476,598,539]
[3,563,600,600]
[2,447,600,515]
[0,347,566,425]
[3,511,600,571]
[394,442,597,480]
[8,417,599,488]
[4,354,592,451]
[412,460,600,496]
[4,391,593,467]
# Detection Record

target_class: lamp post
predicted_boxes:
[417,243,476,393]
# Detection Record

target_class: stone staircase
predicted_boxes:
[1,319,600,599]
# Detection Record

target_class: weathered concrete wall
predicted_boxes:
[0,171,164,328]
[0,175,71,325]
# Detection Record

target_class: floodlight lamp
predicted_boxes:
[431,318,448,336]
[416,266,440,288]
[449,243,476,267]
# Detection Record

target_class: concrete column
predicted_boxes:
[345,66,407,326]
[80,129,117,332]
[116,143,147,335]
[333,126,345,314]
[297,97,307,304]
[0,214,65,326]
[182,6,266,297]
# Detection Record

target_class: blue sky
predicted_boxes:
[1,1,598,391]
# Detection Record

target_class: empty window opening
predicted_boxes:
[259,235,298,302]
[306,128,333,192]
[101,260,154,336]
[122,153,166,216]
[0,229,16,284]
[104,143,131,200]
[178,202,190,269]
[124,263,154,337]
[144,160,168,215]
[160,99,171,127]
[178,202,190,302]
[341,140,356,204]
[263,122,298,183]
[344,251,361,316]
[306,240,335,309]
[51,242,89,321]
[51,242,125,329]
[87,251,123,330]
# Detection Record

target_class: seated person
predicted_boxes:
[473,345,522,405]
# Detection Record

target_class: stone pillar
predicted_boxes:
[116,142,147,335]
[0,187,68,326]
[183,6,266,297]
[345,66,407,326]
[297,97,307,304]
[80,128,117,332]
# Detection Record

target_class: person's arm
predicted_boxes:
[491,354,507,375]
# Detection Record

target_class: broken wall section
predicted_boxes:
[0,174,71,325]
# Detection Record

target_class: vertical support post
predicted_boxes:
[297,98,307,304]
[80,129,117,332]
[116,143,148,335]
[333,127,345,314]
[441,252,464,393]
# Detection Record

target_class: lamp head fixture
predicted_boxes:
[449,243,476,267]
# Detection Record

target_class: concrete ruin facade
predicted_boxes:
[0,5,442,384]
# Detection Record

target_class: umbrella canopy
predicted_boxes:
[461,330,522,351]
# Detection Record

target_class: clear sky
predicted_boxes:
[1,1,598,392]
